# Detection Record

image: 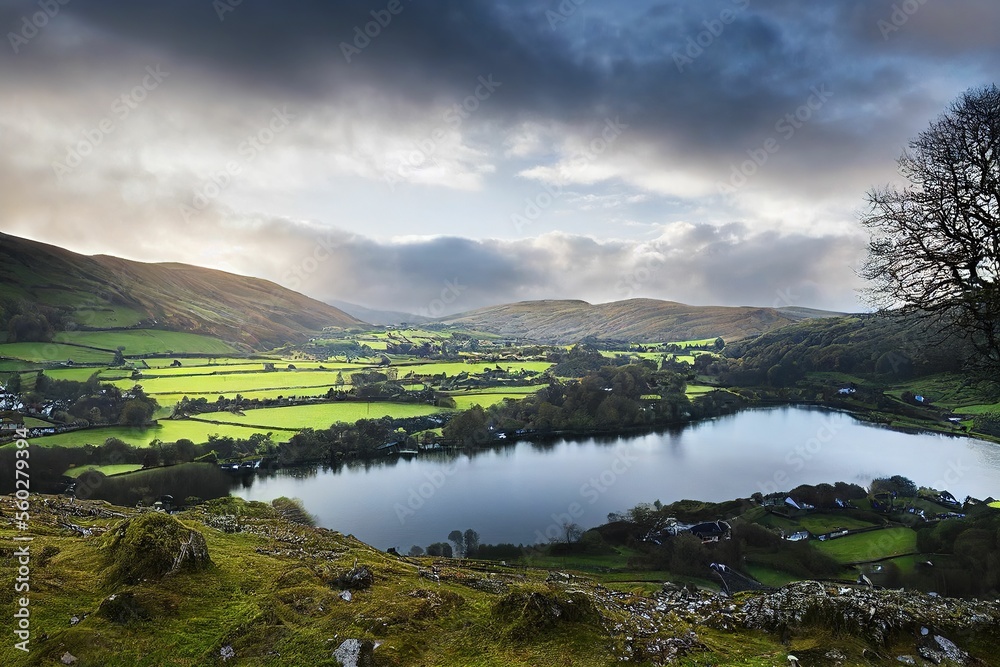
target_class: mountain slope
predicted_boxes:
[437,298,844,343]
[0,233,363,349]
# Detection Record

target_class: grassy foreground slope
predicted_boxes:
[2,495,998,667]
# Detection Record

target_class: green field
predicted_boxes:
[143,357,270,368]
[53,330,240,355]
[152,386,341,406]
[64,463,144,478]
[0,359,40,372]
[141,361,347,376]
[7,421,283,449]
[44,367,107,382]
[0,342,115,364]
[449,391,537,410]
[743,564,800,588]
[113,370,351,396]
[797,514,878,534]
[814,527,918,564]
[194,401,447,429]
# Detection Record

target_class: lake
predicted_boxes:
[231,406,1000,551]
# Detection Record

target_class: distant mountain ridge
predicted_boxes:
[436,298,845,343]
[328,300,430,326]
[0,233,363,349]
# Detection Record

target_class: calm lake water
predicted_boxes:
[231,407,1000,551]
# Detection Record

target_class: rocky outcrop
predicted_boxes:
[741,581,1000,646]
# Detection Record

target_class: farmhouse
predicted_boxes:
[1,412,24,432]
[688,520,731,543]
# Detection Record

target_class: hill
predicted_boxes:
[0,233,364,350]
[720,312,973,385]
[436,298,843,344]
[328,300,431,326]
[2,494,997,666]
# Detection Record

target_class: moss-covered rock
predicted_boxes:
[102,512,211,585]
[492,588,601,640]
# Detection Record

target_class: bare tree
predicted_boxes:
[562,522,583,544]
[861,84,1000,370]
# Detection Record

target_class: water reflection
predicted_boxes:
[232,407,1000,551]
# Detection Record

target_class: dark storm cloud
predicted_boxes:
[0,0,993,313]
[13,0,996,157]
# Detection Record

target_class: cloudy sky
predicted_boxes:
[1,0,998,316]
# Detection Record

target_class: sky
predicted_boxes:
[1,0,998,316]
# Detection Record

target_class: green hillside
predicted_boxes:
[438,298,842,344]
[0,233,363,349]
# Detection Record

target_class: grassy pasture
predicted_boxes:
[796,514,878,534]
[6,421,283,449]
[43,367,108,382]
[0,342,115,364]
[53,330,240,355]
[64,463,144,478]
[449,391,538,410]
[143,357,268,368]
[0,359,41,372]
[113,370,351,396]
[140,362,358,377]
[813,527,918,564]
[152,386,342,406]
[194,401,447,429]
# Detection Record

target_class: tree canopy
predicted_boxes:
[861,84,1000,370]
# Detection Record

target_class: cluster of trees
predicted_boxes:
[546,344,623,377]
[278,417,424,465]
[443,364,693,442]
[408,529,481,559]
[24,372,159,427]
[718,315,970,387]
[1,300,65,342]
